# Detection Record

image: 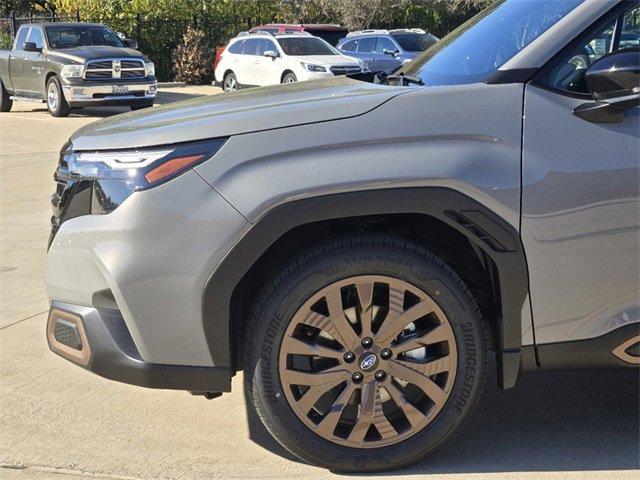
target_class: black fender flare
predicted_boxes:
[202,187,530,389]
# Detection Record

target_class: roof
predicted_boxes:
[22,22,106,28]
[252,23,346,31]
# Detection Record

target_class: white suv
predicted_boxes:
[214,32,367,91]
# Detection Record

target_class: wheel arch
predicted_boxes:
[281,69,294,82]
[202,187,530,389]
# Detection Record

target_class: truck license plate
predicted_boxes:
[112,85,129,94]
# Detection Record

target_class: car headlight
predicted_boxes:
[60,64,85,78]
[300,62,327,73]
[144,61,155,77]
[66,138,226,190]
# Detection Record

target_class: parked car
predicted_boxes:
[214,32,366,91]
[0,22,156,117]
[337,29,439,73]
[212,23,348,79]
[45,0,639,473]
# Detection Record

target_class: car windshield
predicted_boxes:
[392,33,438,52]
[396,0,583,86]
[277,37,337,56]
[45,26,124,49]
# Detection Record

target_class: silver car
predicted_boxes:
[45,0,639,473]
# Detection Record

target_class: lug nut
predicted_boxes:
[380,348,392,360]
[374,370,386,381]
[343,351,355,363]
[361,337,373,348]
[352,372,364,384]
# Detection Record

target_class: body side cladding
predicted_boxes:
[202,187,530,390]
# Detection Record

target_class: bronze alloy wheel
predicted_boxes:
[278,275,457,448]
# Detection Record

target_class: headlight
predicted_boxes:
[60,64,85,78]
[66,138,226,190]
[300,62,327,73]
[144,62,155,77]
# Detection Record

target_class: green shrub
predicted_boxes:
[0,31,13,49]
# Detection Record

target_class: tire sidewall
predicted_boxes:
[0,79,12,112]
[223,72,237,92]
[248,240,486,471]
[282,72,297,83]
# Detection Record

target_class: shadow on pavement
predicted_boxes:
[245,360,640,475]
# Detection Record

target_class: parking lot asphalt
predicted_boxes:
[1,85,639,480]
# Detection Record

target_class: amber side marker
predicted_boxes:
[47,309,92,366]
[145,154,204,184]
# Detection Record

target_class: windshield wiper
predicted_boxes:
[385,73,424,86]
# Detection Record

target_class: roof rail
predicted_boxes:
[275,31,312,36]
[346,29,389,38]
[389,28,427,34]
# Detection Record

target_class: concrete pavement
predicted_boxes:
[1,86,638,480]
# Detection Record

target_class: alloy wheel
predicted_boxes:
[224,76,237,92]
[48,81,59,111]
[278,275,457,448]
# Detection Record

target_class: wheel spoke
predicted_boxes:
[325,285,359,350]
[281,335,344,360]
[315,383,356,437]
[355,281,375,336]
[395,355,452,377]
[376,297,438,345]
[385,382,426,426]
[283,365,350,387]
[348,382,396,443]
[297,377,347,413]
[388,359,448,408]
[394,324,450,353]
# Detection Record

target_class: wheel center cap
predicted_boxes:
[359,352,379,371]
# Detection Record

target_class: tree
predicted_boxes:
[172,25,211,84]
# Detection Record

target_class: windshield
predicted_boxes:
[397,0,583,86]
[277,37,338,56]
[392,33,439,52]
[45,26,124,49]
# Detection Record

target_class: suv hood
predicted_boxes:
[50,46,145,64]
[70,77,408,151]
[302,55,360,66]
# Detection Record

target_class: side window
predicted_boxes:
[540,5,640,95]
[356,36,376,53]
[227,40,245,54]
[375,37,397,54]
[27,27,43,50]
[341,39,357,52]
[242,38,259,55]
[14,27,30,50]
[255,39,277,56]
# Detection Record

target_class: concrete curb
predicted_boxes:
[157,82,186,88]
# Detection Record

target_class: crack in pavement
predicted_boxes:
[1,464,145,480]
[0,310,49,331]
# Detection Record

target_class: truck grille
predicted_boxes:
[85,58,146,80]
[330,65,361,76]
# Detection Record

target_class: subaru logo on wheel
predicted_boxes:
[360,353,378,371]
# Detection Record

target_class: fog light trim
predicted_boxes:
[47,308,92,366]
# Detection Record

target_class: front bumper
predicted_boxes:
[47,302,231,391]
[61,81,157,105]
[46,170,251,369]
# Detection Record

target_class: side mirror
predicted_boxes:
[123,38,139,50]
[263,50,278,59]
[382,48,398,57]
[23,41,42,53]
[573,48,639,123]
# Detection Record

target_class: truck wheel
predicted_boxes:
[223,72,238,92]
[46,76,70,117]
[0,80,12,112]
[282,72,297,84]
[130,101,154,111]
[244,235,487,472]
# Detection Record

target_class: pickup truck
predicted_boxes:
[0,22,157,117]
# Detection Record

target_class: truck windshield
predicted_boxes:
[396,0,583,86]
[277,37,338,56]
[45,26,124,49]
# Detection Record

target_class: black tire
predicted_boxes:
[281,72,297,84]
[0,79,12,112]
[130,101,154,111]
[244,235,487,472]
[46,75,70,117]
[223,72,238,92]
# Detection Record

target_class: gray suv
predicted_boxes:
[45,0,639,473]
[337,29,439,73]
